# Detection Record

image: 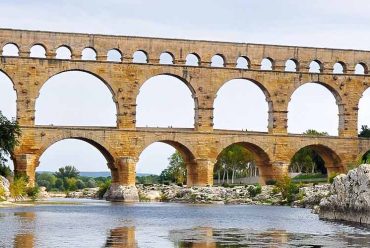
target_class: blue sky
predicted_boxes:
[0,0,369,174]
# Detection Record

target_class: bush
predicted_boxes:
[274,176,299,204]
[328,172,339,184]
[265,179,277,185]
[247,184,262,197]
[97,180,111,199]
[86,179,97,188]
[9,176,27,201]
[0,164,12,178]
[76,179,86,189]
[26,186,40,201]
[0,186,5,200]
[55,178,64,191]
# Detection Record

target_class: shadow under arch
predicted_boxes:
[136,73,198,128]
[35,69,118,126]
[290,144,344,175]
[216,141,272,184]
[288,81,342,135]
[213,77,272,131]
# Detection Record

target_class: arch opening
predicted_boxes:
[55,46,72,59]
[185,53,200,66]
[2,43,19,56]
[0,71,16,120]
[35,71,117,126]
[37,138,114,191]
[236,56,249,69]
[290,144,343,180]
[133,50,148,63]
[355,63,368,75]
[107,49,122,62]
[261,58,273,70]
[136,141,195,185]
[159,52,174,65]
[136,75,195,128]
[211,54,225,67]
[358,87,370,132]
[30,44,46,58]
[309,60,322,73]
[81,47,97,60]
[213,79,269,131]
[285,59,298,72]
[288,83,339,136]
[215,142,270,185]
[333,62,345,74]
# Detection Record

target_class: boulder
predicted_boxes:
[104,184,139,202]
[319,164,370,225]
[0,176,10,199]
[38,186,49,198]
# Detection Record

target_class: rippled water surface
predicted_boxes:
[0,199,369,247]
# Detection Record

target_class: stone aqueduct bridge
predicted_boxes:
[0,28,370,187]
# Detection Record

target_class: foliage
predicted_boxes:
[293,173,326,180]
[76,179,86,189]
[97,179,111,199]
[159,151,187,184]
[214,144,256,185]
[274,175,299,204]
[265,179,277,185]
[26,186,40,201]
[290,147,326,174]
[0,111,21,168]
[359,125,370,138]
[9,176,27,201]
[136,175,160,184]
[54,165,80,179]
[36,172,57,191]
[64,177,77,191]
[0,164,12,178]
[247,184,262,197]
[303,129,329,136]
[0,186,5,200]
[328,172,340,184]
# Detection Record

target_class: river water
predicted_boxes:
[0,199,369,247]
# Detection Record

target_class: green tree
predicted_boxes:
[159,151,186,184]
[359,125,370,138]
[0,112,21,174]
[214,144,254,184]
[54,165,80,179]
[36,172,57,191]
[55,178,64,191]
[0,164,12,178]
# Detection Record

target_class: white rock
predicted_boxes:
[104,184,139,202]
[319,164,370,225]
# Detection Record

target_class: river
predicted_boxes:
[0,198,369,247]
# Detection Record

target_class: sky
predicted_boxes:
[0,0,370,174]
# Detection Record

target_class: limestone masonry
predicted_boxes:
[0,28,369,188]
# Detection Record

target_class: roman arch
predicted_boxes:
[0,28,369,187]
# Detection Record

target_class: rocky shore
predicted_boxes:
[319,164,370,225]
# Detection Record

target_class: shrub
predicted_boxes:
[0,186,5,200]
[97,180,111,199]
[76,179,86,189]
[26,186,40,201]
[274,176,299,204]
[328,172,339,184]
[265,179,277,185]
[9,176,27,201]
[247,184,262,197]
[0,164,12,178]
[86,179,97,188]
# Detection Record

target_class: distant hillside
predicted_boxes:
[37,171,154,178]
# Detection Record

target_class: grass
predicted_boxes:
[292,173,327,183]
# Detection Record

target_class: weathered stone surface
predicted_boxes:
[67,188,99,199]
[0,176,10,199]
[293,184,331,208]
[319,164,370,225]
[0,28,368,192]
[38,186,49,198]
[105,185,139,202]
